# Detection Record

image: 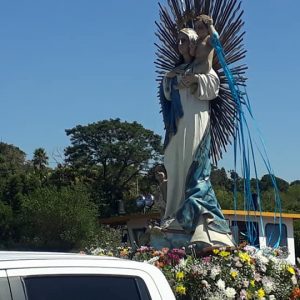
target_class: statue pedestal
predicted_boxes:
[150,226,192,249]
[148,217,235,251]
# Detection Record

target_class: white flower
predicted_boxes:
[209,294,224,300]
[216,279,226,291]
[210,266,221,279]
[291,275,297,285]
[269,256,277,264]
[259,255,269,265]
[235,260,243,268]
[91,247,105,255]
[192,265,206,276]
[225,287,236,299]
[242,280,249,288]
[262,277,274,294]
[147,256,159,264]
[178,258,186,268]
[244,245,256,253]
[254,252,269,272]
[201,280,210,288]
[269,295,276,300]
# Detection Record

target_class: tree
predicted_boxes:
[0,201,14,243]
[211,167,229,188]
[4,174,24,211]
[1,172,42,213]
[291,180,300,186]
[32,148,49,171]
[281,184,300,212]
[64,119,163,216]
[260,174,289,192]
[0,142,26,176]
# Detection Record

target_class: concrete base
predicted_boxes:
[150,226,192,249]
[149,217,235,251]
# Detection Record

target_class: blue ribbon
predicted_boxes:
[211,32,282,248]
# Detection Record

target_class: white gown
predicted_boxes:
[163,68,220,219]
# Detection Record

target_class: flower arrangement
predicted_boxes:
[87,244,300,299]
[132,245,300,300]
[87,245,133,259]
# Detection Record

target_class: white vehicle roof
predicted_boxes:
[0,251,176,300]
[0,251,147,270]
[0,251,117,262]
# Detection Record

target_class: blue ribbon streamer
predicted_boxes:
[211,32,282,248]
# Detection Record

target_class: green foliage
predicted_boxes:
[280,185,300,213]
[1,173,42,211]
[32,147,49,170]
[65,118,163,216]
[291,180,300,186]
[0,142,26,175]
[211,167,228,187]
[20,186,98,251]
[0,202,14,242]
[4,174,24,210]
[87,225,123,251]
[65,118,162,168]
[215,188,233,209]
[32,148,49,183]
[48,164,80,187]
[260,174,289,192]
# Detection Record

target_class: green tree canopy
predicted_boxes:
[0,142,26,175]
[291,180,300,186]
[32,148,49,171]
[64,119,163,216]
[260,174,289,192]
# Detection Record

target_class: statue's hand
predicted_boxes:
[202,15,213,26]
[180,74,198,87]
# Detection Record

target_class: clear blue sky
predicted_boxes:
[0,0,299,182]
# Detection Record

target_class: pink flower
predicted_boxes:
[240,289,247,299]
[202,256,212,263]
[254,272,261,282]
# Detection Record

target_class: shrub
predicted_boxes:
[20,186,97,251]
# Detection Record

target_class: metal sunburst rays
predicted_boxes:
[155,0,247,165]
